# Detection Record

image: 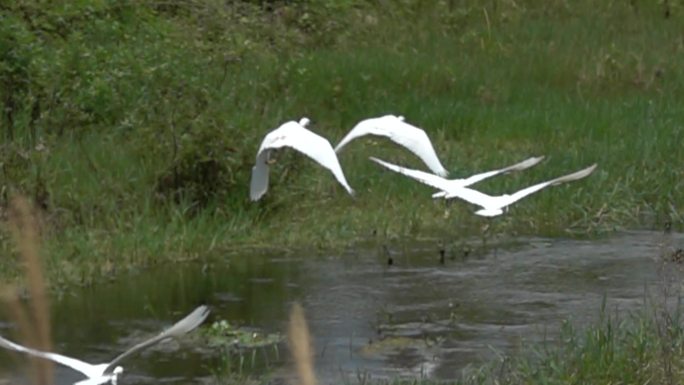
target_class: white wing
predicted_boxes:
[460,156,545,186]
[251,120,354,201]
[249,150,270,201]
[336,115,448,176]
[502,164,598,207]
[372,156,545,198]
[103,305,210,374]
[369,157,452,191]
[0,334,101,378]
[442,186,501,209]
[73,376,116,385]
[334,116,381,152]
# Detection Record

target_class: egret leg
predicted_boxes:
[480,220,490,250]
[383,244,393,266]
[439,240,446,265]
[491,218,498,258]
[442,198,452,219]
[480,218,498,257]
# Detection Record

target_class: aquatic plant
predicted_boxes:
[204,318,284,379]
[206,319,284,350]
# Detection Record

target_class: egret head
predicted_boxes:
[474,208,504,217]
[110,367,124,385]
[396,115,405,121]
[299,117,311,127]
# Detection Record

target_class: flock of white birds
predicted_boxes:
[250,114,597,217]
[0,115,597,385]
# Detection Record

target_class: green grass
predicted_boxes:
[1,0,684,286]
[306,295,684,385]
[432,299,684,385]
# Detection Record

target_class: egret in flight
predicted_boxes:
[250,118,354,201]
[441,164,598,217]
[335,115,449,176]
[370,155,545,197]
[0,305,210,385]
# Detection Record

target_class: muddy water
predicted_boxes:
[0,230,682,384]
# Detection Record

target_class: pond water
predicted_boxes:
[0,230,682,385]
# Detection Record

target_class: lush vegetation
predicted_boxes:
[462,300,684,385]
[363,298,684,385]
[1,0,683,285]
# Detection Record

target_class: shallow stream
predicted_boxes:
[1,230,682,384]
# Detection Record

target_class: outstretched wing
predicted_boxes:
[504,164,597,206]
[442,186,500,209]
[73,376,116,385]
[259,121,354,196]
[0,334,98,377]
[103,305,211,374]
[460,156,545,186]
[249,150,270,201]
[381,116,448,176]
[334,117,379,153]
[369,157,452,191]
[336,115,448,176]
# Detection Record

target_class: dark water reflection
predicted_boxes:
[0,230,682,384]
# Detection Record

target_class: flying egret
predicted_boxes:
[440,164,598,217]
[0,305,210,385]
[372,155,547,260]
[370,155,545,197]
[250,118,354,201]
[335,115,449,176]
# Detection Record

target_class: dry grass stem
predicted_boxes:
[287,302,317,385]
[3,195,53,385]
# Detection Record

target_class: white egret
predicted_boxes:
[0,305,210,385]
[370,155,545,197]
[441,164,598,217]
[335,115,449,176]
[372,155,550,258]
[250,118,354,201]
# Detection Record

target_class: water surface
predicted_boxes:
[0,230,682,384]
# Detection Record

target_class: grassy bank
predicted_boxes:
[367,301,684,385]
[462,303,684,384]
[1,0,683,286]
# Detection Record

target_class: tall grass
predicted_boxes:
[459,294,684,385]
[2,195,53,384]
[1,0,683,285]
